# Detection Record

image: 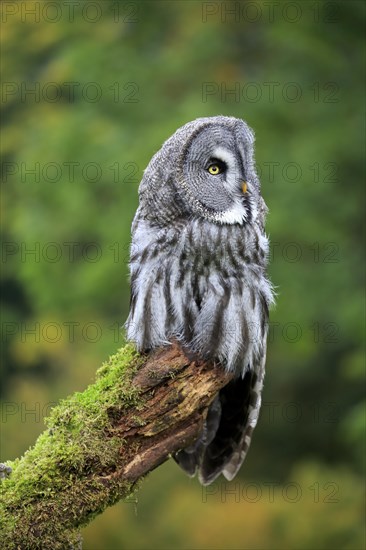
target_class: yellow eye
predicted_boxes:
[208,164,221,175]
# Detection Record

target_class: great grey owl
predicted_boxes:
[125,115,273,485]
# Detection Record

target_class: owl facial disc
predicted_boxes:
[179,126,252,225]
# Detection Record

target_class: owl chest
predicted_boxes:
[158,226,255,303]
[179,244,226,274]
[133,220,265,305]
[172,222,258,279]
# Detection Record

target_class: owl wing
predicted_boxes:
[173,356,265,485]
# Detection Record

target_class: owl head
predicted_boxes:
[138,116,263,226]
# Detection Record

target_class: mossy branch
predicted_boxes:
[0,343,234,549]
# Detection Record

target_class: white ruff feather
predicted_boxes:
[215,201,247,225]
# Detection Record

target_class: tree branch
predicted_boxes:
[0,343,234,549]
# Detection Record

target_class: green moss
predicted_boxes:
[0,344,145,548]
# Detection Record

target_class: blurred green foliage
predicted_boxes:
[1,1,364,548]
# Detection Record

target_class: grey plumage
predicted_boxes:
[125,116,274,484]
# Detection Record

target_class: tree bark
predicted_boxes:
[0,343,234,549]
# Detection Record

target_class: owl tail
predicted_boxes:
[173,370,261,485]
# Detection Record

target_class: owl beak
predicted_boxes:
[241,181,248,194]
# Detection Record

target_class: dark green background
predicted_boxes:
[1,1,364,548]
